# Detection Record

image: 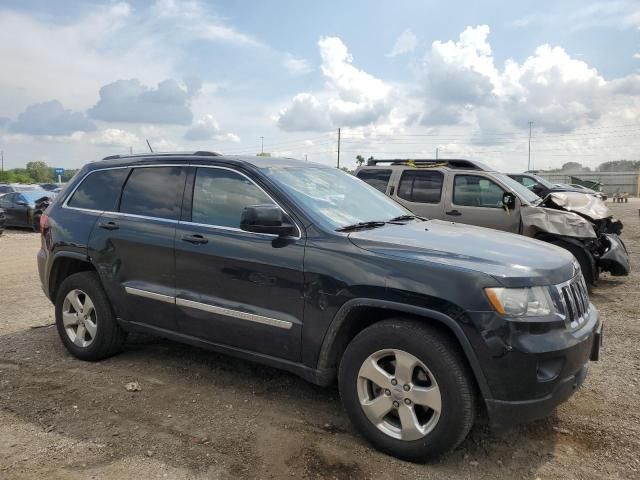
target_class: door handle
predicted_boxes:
[182,234,208,245]
[98,221,119,230]
[445,210,462,216]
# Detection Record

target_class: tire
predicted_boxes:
[55,271,127,361]
[551,240,597,287]
[32,213,41,233]
[338,319,476,461]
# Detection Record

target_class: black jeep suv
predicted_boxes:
[38,152,602,461]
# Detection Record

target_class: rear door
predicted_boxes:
[88,165,186,331]
[391,169,446,219]
[444,173,520,232]
[0,193,16,225]
[174,166,305,361]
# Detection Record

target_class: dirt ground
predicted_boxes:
[0,200,639,480]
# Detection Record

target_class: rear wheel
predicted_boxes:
[55,271,127,361]
[32,213,41,233]
[338,319,476,461]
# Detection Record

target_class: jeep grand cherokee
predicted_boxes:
[37,152,602,461]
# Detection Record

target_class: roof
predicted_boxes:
[363,158,493,171]
[92,151,320,170]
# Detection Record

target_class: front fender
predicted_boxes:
[315,298,493,399]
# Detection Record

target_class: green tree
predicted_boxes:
[256,152,271,157]
[355,155,365,167]
[26,161,53,183]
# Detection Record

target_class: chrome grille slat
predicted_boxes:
[555,274,590,330]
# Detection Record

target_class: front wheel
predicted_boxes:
[338,319,476,461]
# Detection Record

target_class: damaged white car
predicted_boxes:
[355,159,630,285]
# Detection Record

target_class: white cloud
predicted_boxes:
[634,53,640,59]
[386,29,418,57]
[277,37,393,131]
[91,128,140,147]
[184,114,240,143]
[283,55,313,75]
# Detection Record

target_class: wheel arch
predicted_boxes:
[48,252,97,300]
[314,298,492,399]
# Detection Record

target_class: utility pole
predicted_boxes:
[305,154,308,162]
[260,136,264,155]
[527,121,533,171]
[337,128,341,168]
[1,150,3,172]
[436,148,439,160]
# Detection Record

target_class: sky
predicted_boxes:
[0,0,639,172]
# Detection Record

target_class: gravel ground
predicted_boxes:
[0,200,639,479]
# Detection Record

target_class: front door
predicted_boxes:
[444,173,520,232]
[174,166,305,361]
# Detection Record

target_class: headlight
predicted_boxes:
[485,287,554,317]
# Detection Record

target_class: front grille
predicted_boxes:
[555,275,590,329]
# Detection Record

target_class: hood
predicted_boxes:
[348,220,577,287]
[542,191,610,220]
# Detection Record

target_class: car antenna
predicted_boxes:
[146,139,154,153]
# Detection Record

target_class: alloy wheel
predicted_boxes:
[356,348,442,441]
[62,289,97,348]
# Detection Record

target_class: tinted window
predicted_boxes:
[454,175,504,208]
[68,169,128,211]
[356,169,392,193]
[120,167,185,220]
[398,171,443,203]
[0,193,15,206]
[0,186,13,194]
[191,168,273,228]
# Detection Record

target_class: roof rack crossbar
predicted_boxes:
[365,158,488,171]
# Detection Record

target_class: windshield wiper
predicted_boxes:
[388,214,426,222]
[335,221,387,232]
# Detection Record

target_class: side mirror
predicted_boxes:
[240,204,295,237]
[532,185,544,196]
[502,192,516,209]
[15,200,28,206]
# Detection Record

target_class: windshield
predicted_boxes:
[494,174,541,204]
[531,175,556,189]
[263,166,411,229]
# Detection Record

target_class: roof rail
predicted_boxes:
[366,158,489,171]
[101,151,222,161]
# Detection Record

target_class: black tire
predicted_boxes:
[338,319,476,461]
[32,213,41,233]
[55,271,127,361]
[550,240,597,287]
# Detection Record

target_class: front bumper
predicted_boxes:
[598,233,630,276]
[467,306,601,427]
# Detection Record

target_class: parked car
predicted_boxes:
[355,159,629,285]
[507,173,606,201]
[0,207,5,235]
[0,190,53,231]
[39,182,64,192]
[38,152,603,461]
[0,183,42,197]
[567,183,608,200]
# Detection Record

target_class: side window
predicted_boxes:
[119,167,185,220]
[453,175,504,208]
[521,176,538,188]
[67,169,129,211]
[191,168,274,228]
[397,171,444,203]
[356,169,392,193]
[0,193,13,207]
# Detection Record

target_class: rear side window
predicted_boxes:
[119,167,185,220]
[356,169,392,193]
[67,169,128,211]
[191,168,273,228]
[453,175,504,208]
[397,171,443,203]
